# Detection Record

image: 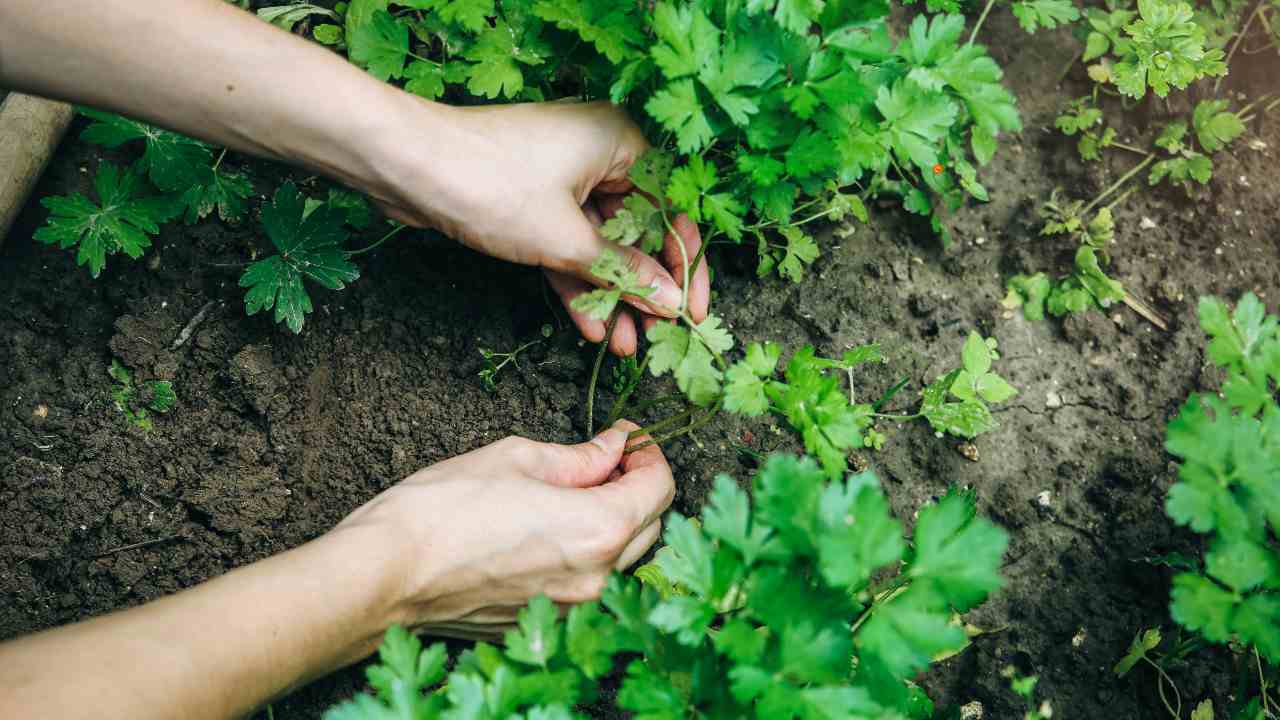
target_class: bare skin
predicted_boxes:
[0,0,699,717]
[0,424,674,719]
[0,0,710,355]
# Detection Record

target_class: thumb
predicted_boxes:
[559,208,683,318]
[533,423,629,488]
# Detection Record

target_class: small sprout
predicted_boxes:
[477,336,544,392]
[109,359,176,430]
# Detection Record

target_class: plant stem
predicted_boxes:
[1103,185,1136,212]
[1142,657,1182,720]
[1216,1,1264,93]
[1082,155,1154,216]
[617,391,683,421]
[586,311,621,437]
[967,0,999,46]
[605,354,653,427]
[872,412,922,422]
[660,214,691,313]
[1235,93,1272,118]
[627,407,699,443]
[212,148,227,172]
[347,223,407,257]
[625,406,719,454]
[1109,141,1149,156]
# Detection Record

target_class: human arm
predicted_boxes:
[0,0,709,355]
[0,422,674,720]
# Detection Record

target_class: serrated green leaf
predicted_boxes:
[239,182,357,333]
[35,162,174,278]
[505,595,561,667]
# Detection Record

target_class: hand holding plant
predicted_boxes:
[335,419,675,640]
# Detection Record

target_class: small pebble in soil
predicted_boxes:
[1046,391,1063,409]
[32,404,48,419]
[1139,216,1157,229]
[960,701,984,720]
[1036,490,1052,508]
[1072,627,1087,648]
[956,442,979,462]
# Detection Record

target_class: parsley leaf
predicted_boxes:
[505,594,561,667]
[35,162,175,278]
[667,157,745,240]
[570,250,656,320]
[1192,100,1246,153]
[239,182,359,333]
[646,317,734,407]
[1011,0,1080,32]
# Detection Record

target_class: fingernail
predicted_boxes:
[591,428,626,453]
[648,277,681,314]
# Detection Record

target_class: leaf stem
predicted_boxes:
[626,407,698,443]
[967,0,999,46]
[586,312,621,437]
[1141,656,1182,720]
[347,223,407,256]
[212,148,228,172]
[625,405,718,454]
[1108,141,1149,155]
[1082,155,1154,216]
[872,412,922,422]
[1216,1,1264,94]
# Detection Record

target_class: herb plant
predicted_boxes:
[109,360,176,430]
[34,162,176,278]
[1159,293,1280,715]
[325,453,1009,719]
[340,0,1022,251]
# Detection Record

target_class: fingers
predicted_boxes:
[591,421,675,531]
[661,213,710,323]
[615,518,662,571]
[556,209,683,317]
[544,270,638,356]
[527,422,630,488]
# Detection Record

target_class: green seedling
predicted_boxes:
[109,360,175,431]
[1003,666,1055,720]
[1151,293,1280,719]
[477,325,552,392]
[324,455,1008,720]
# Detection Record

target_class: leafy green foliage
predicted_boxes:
[1112,627,1163,676]
[79,109,213,192]
[257,3,339,31]
[568,250,657,321]
[1192,99,1246,153]
[1011,0,1081,33]
[918,333,1015,438]
[338,0,1020,260]
[647,318,735,407]
[239,183,360,333]
[108,360,176,431]
[325,454,1008,719]
[1164,294,1280,664]
[1055,97,1115,162]
[1007,195,1125,320]
[34,162,175,278]
[1106,0,1228,98]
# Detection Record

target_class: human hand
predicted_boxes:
[371,98,710,356]
[333,420,674,640]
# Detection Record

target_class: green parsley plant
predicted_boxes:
[324,453,1009,719]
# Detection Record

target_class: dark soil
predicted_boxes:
[2,12,1278,720]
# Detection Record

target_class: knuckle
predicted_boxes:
[561,573,609,603]
[583,513,633,564]
[494,435,537,459]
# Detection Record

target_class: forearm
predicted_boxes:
[0,0,463,207]
[0,525,405,720]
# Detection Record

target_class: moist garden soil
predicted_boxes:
[2,13,1278,720]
